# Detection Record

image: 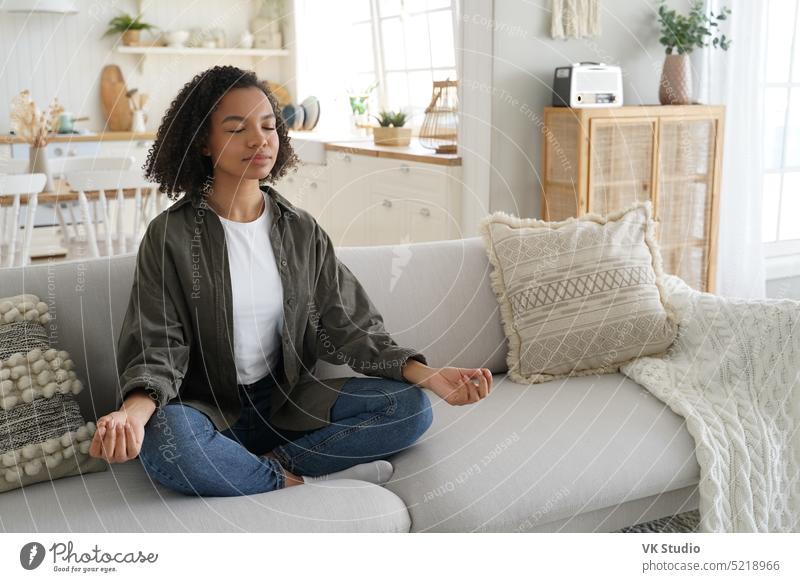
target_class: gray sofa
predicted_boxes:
[0,236,700,532]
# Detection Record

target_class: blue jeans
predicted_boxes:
[138,375,433,497]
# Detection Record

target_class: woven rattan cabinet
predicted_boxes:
[541,105,725,292]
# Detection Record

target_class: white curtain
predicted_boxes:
[697,0,767,298]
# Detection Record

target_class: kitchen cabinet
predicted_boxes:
[276,147,462,247]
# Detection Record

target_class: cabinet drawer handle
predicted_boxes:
[310,181,318,189]
[382,199,393,208]
[343,155,351,163]
[419,207,430,217]
[287,176,294,183]
[399,164,410,173]
[53,147,64,157]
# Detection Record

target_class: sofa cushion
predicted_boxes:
[0,461,411,532]
[0,256,137,423]
[318,236,508,379]
[0,293,107,493]
[383,372,699,532]
[478,202,677,384]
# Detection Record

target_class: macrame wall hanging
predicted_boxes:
[551,0,601,39]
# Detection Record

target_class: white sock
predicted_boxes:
[301,460,394,485]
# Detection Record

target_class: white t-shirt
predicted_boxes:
[215,202,285,385]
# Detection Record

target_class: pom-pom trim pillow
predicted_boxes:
[0,293,106,493]
[478,201,677,384]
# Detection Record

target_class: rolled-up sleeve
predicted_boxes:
[116,221,192,409]
[311,223,427,382]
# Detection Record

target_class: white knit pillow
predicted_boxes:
[479,201,678,384]
[0,294,107,493]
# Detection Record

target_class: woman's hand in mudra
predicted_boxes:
[409,364,492,406]
[88,410,145,464]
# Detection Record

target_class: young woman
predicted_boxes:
[88,65,492,496]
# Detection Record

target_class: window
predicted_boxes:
[763,0,800,256]
[348,0,457,127]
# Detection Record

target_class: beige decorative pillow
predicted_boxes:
[479,201,677,384]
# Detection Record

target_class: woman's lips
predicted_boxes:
[245,155,271,165]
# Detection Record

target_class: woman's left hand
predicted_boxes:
[422,367,492,406]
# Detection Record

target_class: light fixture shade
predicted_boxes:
[1,0,78,14]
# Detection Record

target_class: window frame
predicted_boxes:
[351,0,457,128]
[763,0,800,259]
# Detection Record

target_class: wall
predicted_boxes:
[488,0,690,218]
[0,0,293,136]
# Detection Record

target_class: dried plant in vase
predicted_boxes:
[9,90,64,192]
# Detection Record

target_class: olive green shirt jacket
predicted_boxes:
[116,184,428,432]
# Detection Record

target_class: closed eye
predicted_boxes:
[229,127,276,133]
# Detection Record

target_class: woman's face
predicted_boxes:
[202,86,280,181]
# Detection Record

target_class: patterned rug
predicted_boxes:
[616,510,701,533]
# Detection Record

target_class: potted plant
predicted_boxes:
[102,11,157,46]
[372,110,412,147]
[657,0,731,105]
[347,80,379,134]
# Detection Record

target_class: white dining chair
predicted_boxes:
[52,156,138,247]
[0,155,137,248]
[0,158,30,174]
[64,170,163,258]
[0,173,46,267]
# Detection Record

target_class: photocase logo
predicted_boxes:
[19,542,46,570]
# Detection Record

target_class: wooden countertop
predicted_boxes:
[324,139,461,166]
[0,131,157,145]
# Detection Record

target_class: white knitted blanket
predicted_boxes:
[620,275,800,532]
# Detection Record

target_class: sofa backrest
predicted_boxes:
[0,236,507,420]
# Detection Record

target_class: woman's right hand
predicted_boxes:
[89,389,155,463]
[88,410,146,463]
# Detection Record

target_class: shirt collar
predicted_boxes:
[170,183,296,220]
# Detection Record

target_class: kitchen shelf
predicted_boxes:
[116,46,289,73]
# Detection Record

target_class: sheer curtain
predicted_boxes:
[697,0,768,298]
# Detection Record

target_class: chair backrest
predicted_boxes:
[0,158,29,175]
[50,155,134,177]
[0,173,47,267]
[64,170,163,257]
[0,173,47,196]
[64,169,153,192]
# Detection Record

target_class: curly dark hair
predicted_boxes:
[143,65,299,202]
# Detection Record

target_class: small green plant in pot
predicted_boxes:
[103,11,157,46]
[372,110,412,146]
[657,0,731,105]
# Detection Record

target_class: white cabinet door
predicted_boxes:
[327,153,368,246]
[275,172,300,204]
[406,198,450,242]
[317,150,463,247]
[366,193,406,245]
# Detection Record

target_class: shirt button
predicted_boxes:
[280,259,288,267]
[287,297,295,307]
